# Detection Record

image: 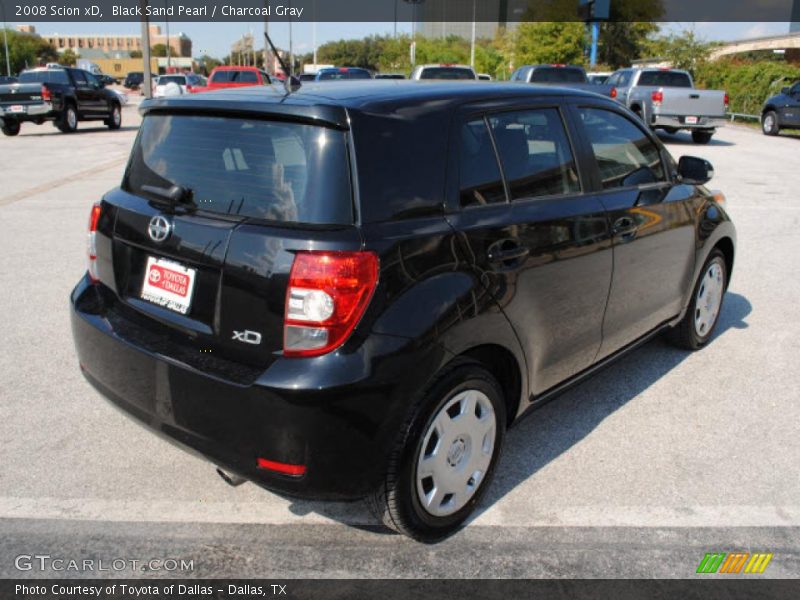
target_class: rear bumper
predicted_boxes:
[651,114,724,130]
[71,276,450,500]
[0,102,54,119]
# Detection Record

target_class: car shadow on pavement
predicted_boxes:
[18,126,139,137]
[478,291,752,515]
[656,131,735,147]
[283,292,751,537]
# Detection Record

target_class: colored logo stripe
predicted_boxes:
[696,552,773,574]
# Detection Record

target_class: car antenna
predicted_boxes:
[264,31,301,94]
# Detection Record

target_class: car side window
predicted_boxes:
[791,82,800,95]
[84,72,100,87]
[577,107,666,189]
[487,108,580,201]
[618,71,632,87]
[607,72,620,86]
[72,69,87,86]
[459,119,506,208]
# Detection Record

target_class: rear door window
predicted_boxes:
[637,71,692,88]
[18,69,71,84]
[126,114,353,225]
[420,68,475,80]
[529,68,586,84]
[577,107,665,189]
[488,108,580,200]
[459,119,506,208]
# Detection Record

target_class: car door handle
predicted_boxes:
[487,243,530,264]
[612,216,638,237]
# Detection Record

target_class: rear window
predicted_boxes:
[158,75,186,86]
[419,67,475,80]
[637,71,692,88]
[126,114,353,225]
[211,70,259,84]
[529,68,586,84]
[317,69,372,80]
[18,70,70,84]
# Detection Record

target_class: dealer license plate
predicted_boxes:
[140,256,196,315]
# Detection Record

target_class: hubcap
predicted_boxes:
[416,390,496,517]
[113,108,120,125]
[68,109,76,129]
[694,260,724,338]
[764,115,774,131]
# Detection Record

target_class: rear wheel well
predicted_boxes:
[459,345,522,427]
[714,237,735,286]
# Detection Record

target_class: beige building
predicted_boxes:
[18,25,192,58]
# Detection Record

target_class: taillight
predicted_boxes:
[610,87,617,99]
[41,85,51,102]
[651,90,663,106]
[256,458,306,477]
[284,251,379,357]
[87,202,102,282]
[724,92,729,107]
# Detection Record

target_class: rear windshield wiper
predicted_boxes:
[141,184,195,208]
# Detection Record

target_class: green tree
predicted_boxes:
[196,54,222,75]
[151,44,168,58]
[643,29,713,75]
[0,28,59,75]
[129,50,143,59]
[509,22,586,67]
[59,48,78,66]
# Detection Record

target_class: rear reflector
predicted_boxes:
[41,85,52,102]
[87,202,102,282]
[724,92,729,107]
[256,458,306,476]
[284,251,379,358]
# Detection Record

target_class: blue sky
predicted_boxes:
[14,21,793,59]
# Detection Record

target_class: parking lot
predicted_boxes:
[1,105,799,578]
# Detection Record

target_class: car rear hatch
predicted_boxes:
[97,103,360,382]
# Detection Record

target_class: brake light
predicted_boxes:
[339,67,349,72]
[724,92,729,107]
[186,84,193,92]
[87,202,102,282]
[41,85,51,102]
[610,87,617,99]
[550,64,566,68]
[284,251,379,357]
[256,458,306,476]
[651,90,663,106]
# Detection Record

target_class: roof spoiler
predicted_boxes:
[264,32,301,94]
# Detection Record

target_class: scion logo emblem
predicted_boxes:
[232,330,262,345]
[148,215,172,243]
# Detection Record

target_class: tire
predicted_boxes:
[662,127,679,135]
[667,249,727,351]
[105,102,122,130]
[762,110,780,136]
[1,119,20,137]
[368,359,507,542]
[56,103,78,133]
[691,130,714,144]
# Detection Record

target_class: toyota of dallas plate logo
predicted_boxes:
[148,215,172,243]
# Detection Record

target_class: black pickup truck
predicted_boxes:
[0,66,122,136]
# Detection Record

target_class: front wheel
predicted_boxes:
[1,119,20,136]
[369,360,506,542]
[105,103,122,130]
[762,110,780,136]
[667,249,727,350]
[691,130,714,144]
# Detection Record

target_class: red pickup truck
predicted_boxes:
[189,66,272,93]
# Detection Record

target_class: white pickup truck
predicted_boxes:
[607,68,728,144]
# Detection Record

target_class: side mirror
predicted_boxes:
[678,156,714,185]
[781,86,790,95]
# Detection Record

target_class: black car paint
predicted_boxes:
[762,81,800,128]
[71,81,736,499]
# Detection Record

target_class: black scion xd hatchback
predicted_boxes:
[71,81,736,541]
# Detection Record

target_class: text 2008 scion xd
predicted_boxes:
[71,81,736,541]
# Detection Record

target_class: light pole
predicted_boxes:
[469,0,476,68]
[403,0,424,67]
[140,0,152,98]
[164,0,171,71]
[1,1,11,77]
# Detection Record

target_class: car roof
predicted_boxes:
[141,80,610,128]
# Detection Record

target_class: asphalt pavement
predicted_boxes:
[1,110,799,578]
